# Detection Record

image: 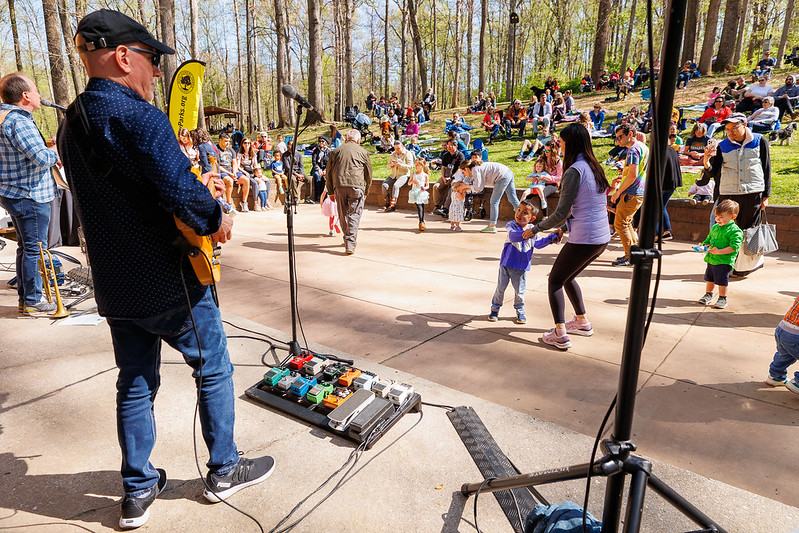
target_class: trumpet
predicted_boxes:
[38,241,70,318]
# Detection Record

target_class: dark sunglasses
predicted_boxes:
[615,135,625,140]
[124,46,162,68]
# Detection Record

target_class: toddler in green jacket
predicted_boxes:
[697,199,744,309]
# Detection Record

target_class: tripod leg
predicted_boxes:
[647,474,726,533]
[623,468,648,533]
[602,473,626,533]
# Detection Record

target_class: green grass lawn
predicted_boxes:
[283,69,799,205]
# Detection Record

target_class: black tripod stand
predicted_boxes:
[461,0,725,531]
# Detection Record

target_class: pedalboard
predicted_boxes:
[246,354,422,448]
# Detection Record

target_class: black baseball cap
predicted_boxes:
[76,9,175,55]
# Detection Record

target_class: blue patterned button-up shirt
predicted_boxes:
[0,104,58,202]
[57,78,222,318]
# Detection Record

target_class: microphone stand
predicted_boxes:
[285,102,304,358]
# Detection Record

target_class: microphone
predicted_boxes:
[41,99,67,112]
[281,84,314,111]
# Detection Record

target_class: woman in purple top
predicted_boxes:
[524,123,610,350]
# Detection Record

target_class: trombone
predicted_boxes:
[38,241,70,318]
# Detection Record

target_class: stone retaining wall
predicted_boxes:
[236,179,799,253]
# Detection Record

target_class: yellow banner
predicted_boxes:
[168,60,206,136]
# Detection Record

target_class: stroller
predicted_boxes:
[463,191,486,221]
[350,111,374,142]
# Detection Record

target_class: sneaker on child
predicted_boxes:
[119,468,167,529]
[765,375,786,387]
[515,312,526,324]
[203,456,275,503]
[697,293,714,305]
[712,296,728,309]
[786,379,799,396]
[487,311,498,322]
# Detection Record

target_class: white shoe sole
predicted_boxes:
[203,461,275,503]
[119,509,149,529]
[566,328,594,337]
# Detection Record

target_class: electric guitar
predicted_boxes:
[174,160,221,285]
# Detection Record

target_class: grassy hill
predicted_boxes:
[277,67,799,206]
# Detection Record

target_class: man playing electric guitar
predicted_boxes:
[57,9,275,529]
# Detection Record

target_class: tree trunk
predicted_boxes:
[714,0,742,72]
[55,0,82,97]
[41,0,70,109]
[431,0,437,95]
[504,0,516,101]
[306,0,324,123]
[698,0,722,75]
[452,0,462,107]
[8,0,24,71]
[478,0,486,93]
[466,0,474,103]
[232,0,245,129]
[334,0,343,120]
[620,0,638,76]
[384,0,389,98]
[590,0,612,82]
[189,0,204,128]
[273,0,291,127]
[681,0,699,64]
[734,0,749,66]
[342,0,354,108]
[400,0,408,108]
[158,0,177,106]
[777,0,796,68]
[746,0,761,63]
[408,0,428,99]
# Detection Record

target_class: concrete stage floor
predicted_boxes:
[1,203,798,532]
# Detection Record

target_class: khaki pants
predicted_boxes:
[334,186,365,252]
[614,194,643,259]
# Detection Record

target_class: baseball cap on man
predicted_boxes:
[721,112,747,125]
[76,9,175,55]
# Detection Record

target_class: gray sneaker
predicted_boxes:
[203,456,275,503]
[712,296,727,309]
[697,293,714,306]
[23,299,57,316]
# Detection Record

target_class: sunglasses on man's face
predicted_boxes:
[123,46,162,68]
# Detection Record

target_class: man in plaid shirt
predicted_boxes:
[0,73,59,316]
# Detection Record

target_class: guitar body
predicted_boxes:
[174,166,222,285]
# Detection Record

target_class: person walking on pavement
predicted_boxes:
[325,129,373,255]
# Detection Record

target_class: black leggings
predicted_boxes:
[548,242,608,324]
[416,203,425,222]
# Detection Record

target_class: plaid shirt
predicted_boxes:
[0,104,58,202]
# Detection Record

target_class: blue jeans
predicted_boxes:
[491,266,526,313]
[489,171,520,224]
[0,196,50,305]
[658,188,675,233]
[769,325,799,383]
[107,287,239,495]
[258,190,269,207]
[311,170,325,201]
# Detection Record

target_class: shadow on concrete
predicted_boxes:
[441,491,471,532]
[0,368,115,415]
[0,453,220,530]
[242,240,345,257]
[636,380,799,426]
